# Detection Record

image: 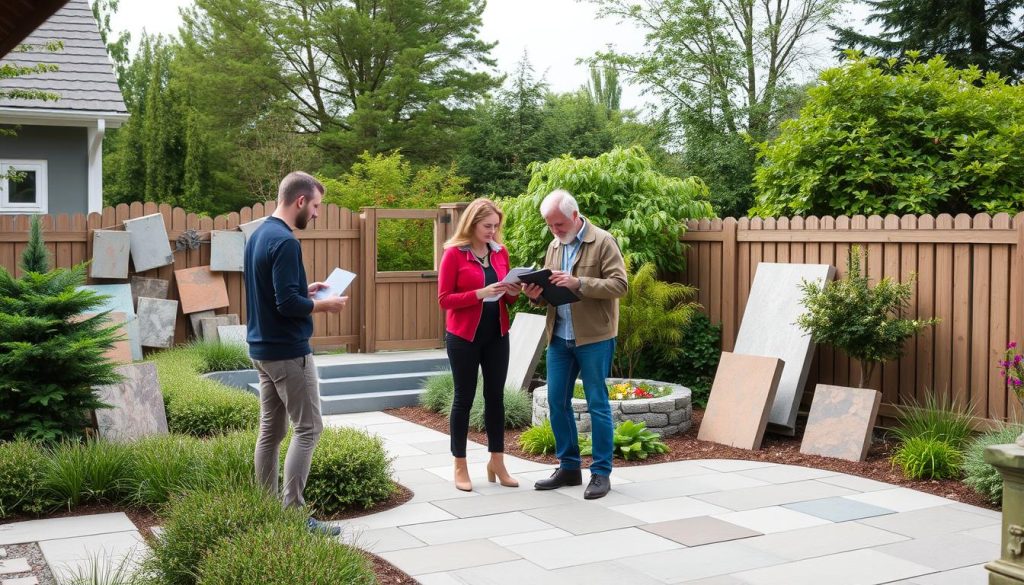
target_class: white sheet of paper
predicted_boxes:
[483,266,535,302]
[314,268,356,300]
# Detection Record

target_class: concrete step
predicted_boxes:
[318,371,446,396]
[320,389,423,415]
[317,357,449,379]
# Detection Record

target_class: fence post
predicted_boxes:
[360,207,378,353]
[721,218,738,352]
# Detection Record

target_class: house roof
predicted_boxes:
[0,0,68,59]
[0,0,129,124]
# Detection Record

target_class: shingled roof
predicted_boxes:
[0,0,128,123]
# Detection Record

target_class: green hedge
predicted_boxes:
[0,439,56,517]
[963,424,1024,504]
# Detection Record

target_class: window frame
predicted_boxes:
[0,159,48,214]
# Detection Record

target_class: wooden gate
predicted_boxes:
[359,207,450,352]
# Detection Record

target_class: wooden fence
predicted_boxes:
[678,213,1024,425]
[0,201,425,351]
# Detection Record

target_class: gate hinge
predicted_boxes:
[439,214,451,224]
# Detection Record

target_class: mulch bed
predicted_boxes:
[386,405,999,512]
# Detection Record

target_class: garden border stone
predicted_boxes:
[532,378,692,437]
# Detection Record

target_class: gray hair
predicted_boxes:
[540,189,579,218]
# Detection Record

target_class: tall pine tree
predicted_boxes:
[833,0,1024,79]
[19,215,50,274]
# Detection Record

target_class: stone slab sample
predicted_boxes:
[0,559,29,575]
[800,384,882,461]
[217,324,248,348]
[3,576,39,585]
[732,262,834,434]
[698,352,784,450]
[77,284,141,361]
[174,266,229,314]
[130,276,169,309]
[200,314,240,342]
[188,309,216,337]
[39,531,148,584]
[210,230,245,272]
[504,313,547,391]
[533,378,692,437]
[137,297,179,348]
[94,363,168,442]
[238,217,267,242]
[75,311,131,364]
[89,230,130,279]
[123,213,173,272]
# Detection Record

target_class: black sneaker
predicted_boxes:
[306,517,341,537]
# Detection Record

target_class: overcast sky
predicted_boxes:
[108,0,871,111]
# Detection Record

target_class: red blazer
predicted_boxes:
[438,244,516,341]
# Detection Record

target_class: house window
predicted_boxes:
[0,160,48,214]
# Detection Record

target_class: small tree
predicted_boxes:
[0,242,122,440]
[614,262,700,379]
[18,216,50,274]
[797,246,936,388]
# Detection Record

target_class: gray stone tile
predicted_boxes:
[346,502,456,530]
[123,213,173,272]
[401,512,553,545]
[380,539,520,574]
[90,230,130,279]
[345,527,426,554]
[507,528,680,570]
[432,491,574,518]
[505,312,546,391]
[616,540,785,583]
[217,325,247,348]
[130,276,169,309]
[676,576,751,585]
[948,502,1002,520]
[94,362,168,442]
[238,217,267,243]
[614,472,768,501]
[639,516,761,546]
[137,297,178,348]
[489,528,573,547]
[734,464,838,484]
[843,488,954,512]
[407,482,484,503]
[816,473,895,493]
[858,505,998,538]
[733,548,934,585]
[610,460,716,482]
[394,452,486,472]
[210,230,245,272]
[692,459,776,472]
[0,513,136,545]
[692,480,856,511]
[38,530,147,583]
[960,524,1001,544]
[610,496,732,523]
[381,440,427,458]
[782,496,895,522]
[874,533,998,571]
[523,501,641,534]
[413,574,462,585]
[552,560,667,585]
[712,506,831,534]
[187,309,216,338]
[0,558,29,575]
[740,520,908,561]
[3,576,40,585]
[888,563,988,585]
[393,469,449,486]
[449,559,563,585]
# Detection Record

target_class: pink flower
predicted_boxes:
[1016,355,1023,364]
[1010,341,1019,349]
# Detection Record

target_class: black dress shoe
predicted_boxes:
[534,468,583,490]
[584,474,610,499]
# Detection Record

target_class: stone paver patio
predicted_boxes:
[0,410,1002,584]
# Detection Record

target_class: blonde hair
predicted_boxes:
[444,198,504,249]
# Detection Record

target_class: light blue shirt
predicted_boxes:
[554,220,587,341]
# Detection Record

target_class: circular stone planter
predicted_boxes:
[532,378,692,437]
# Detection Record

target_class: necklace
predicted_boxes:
[473,251,489,263]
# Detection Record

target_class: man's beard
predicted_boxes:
[557,230,578,245]
[295,205,312,229]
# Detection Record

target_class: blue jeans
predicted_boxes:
[546,336,616,476]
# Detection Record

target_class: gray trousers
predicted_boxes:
[252,353,323,509]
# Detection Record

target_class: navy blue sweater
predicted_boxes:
[244,217,315,360]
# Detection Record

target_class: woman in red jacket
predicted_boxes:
[438,198,521,491]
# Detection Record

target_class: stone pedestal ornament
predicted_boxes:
[984,444,1024,584]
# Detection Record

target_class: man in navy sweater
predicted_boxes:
[245,171,347,535]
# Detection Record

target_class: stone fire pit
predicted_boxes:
[532,378,692,437]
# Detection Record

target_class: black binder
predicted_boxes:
[518,269,581,306]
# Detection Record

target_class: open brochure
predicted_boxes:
[313,268,357,300]
[483,266,536,302]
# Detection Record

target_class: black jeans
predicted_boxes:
[445,331,509,457]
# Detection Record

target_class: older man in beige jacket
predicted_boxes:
[522,189,627,499]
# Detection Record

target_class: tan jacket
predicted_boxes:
[538,219,628,346]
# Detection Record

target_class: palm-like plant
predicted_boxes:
[614,262,700,379]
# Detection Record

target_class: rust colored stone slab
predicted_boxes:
[210,230,245,272]
[130,276,169,309]
[698,352,784,450]
[137,297,179,348]
[76,311,131,364]
[800,384,882,462]
[94,362,168,442]
[123,213,174,272]
[90,230,131,279]
[174,266,229,314]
